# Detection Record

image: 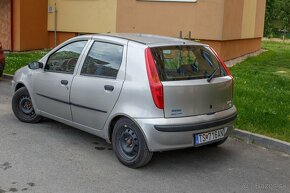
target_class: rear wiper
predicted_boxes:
[207,67,219,82]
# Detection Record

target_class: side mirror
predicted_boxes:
[28,61,43,69]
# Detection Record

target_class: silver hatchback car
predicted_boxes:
[12,34,237,168]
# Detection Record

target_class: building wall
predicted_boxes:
[12,0,20,51]
[47,0,118,33]
[0,0,11,50]
[222,0,265,39]
[116,0,266,61]
[201,38,262,61]
[7,0,266,61]
[48,31,76,48]
[12,0,48,51]
[116,0,225,40]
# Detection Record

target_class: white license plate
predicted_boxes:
[194,127,227,145]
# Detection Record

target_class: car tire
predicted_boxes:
[12,87,42,123]
[112,118,153,168]
[208,137,228,147]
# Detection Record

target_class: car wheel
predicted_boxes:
[112,118,153,168]
[12,87,42,123]
[208,137,228,147]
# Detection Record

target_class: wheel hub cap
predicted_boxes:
[19,96,34,115]
[118,128,139,160]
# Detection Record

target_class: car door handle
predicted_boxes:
[104,85,114,91]
[61,80,69,85]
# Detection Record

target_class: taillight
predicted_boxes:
[210,47,234,97]
[145,48,164,109]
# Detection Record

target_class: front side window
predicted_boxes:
[45,41,87,74]
[81,42,123,78]
[150,45,227,81]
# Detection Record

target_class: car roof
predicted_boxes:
[91,33,206,47]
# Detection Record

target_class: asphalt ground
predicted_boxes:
[0,79,289,193]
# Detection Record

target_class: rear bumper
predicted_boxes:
[135,106,237,152]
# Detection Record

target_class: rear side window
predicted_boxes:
[150,46,227,81]
[81,42,123,78]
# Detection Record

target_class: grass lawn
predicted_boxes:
[4,50,49,75]
[230,41,290,142]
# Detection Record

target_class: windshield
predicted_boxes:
[150,45,227,81]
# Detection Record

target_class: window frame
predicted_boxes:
[79,41,124,80]
[44,40,89,75]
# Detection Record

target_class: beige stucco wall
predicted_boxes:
[222,0,266,40]
[47,0,118,33]
[116,0,266,41]
[241,0,258,38]
[116,0,265,61]
[116,0,225,40]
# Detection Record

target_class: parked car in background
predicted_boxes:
[11,34,237,168]
[0,42,5,77]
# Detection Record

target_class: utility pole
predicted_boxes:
[54,3,57,48]
[48,3,57,47]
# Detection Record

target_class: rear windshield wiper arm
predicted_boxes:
[207,67,219,82]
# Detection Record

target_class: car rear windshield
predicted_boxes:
[150,45,227,81]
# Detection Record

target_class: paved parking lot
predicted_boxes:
[0,79,289,193]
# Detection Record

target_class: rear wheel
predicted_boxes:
[12,87,42,123]
[112,118,153,168]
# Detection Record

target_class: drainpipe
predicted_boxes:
[10,0,13,51]
[54,3,57,48]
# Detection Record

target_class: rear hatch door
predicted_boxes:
[150,45,233,118]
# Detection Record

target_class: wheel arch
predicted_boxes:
[15,82,26,92]
[107,114,147,144]
[108,115,126,142]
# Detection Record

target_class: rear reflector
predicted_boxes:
[145,48,164,109]
[210,47,234,97]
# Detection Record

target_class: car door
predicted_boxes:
[33,40,88,121]
[70,40,127,130]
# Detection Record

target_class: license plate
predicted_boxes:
[194,127,227,146]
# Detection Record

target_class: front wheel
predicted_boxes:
[12,87,42,123]
[112,118,153,168]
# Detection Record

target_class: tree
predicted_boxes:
[264,0,290,37]
[264,0,276,37]
[274,0,290,30]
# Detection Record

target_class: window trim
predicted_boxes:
[44,40,88,74]
[79,41,124,79]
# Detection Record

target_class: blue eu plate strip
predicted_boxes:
[195,135,199,145]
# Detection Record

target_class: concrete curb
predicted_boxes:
[2,73,13,80]
[231,129,290,155]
